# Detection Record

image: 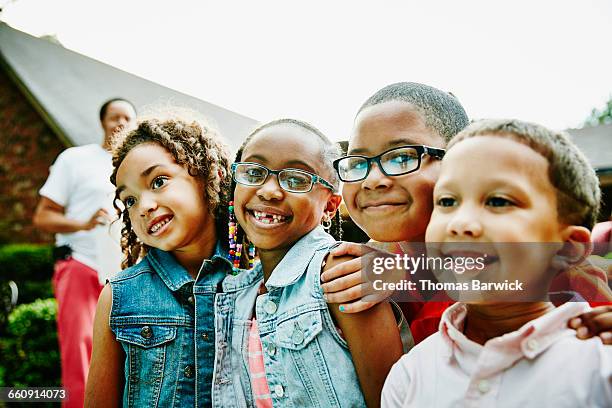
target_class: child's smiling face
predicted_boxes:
[427,135,564,243]
[426,136,586,298]
[116,143,215,254]
[234,124,340,251]
[343,101,445,242]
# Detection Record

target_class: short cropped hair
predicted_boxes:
[99,98,136,122]
[448,119,601,229]
[357,82,469,142]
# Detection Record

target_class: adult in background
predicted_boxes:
[33,98,136,408]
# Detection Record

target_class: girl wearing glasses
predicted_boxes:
[216,119,403,408]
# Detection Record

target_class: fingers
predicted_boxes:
[337,300,379,314]
[329,242,364,258]
[321,257,363,283]
[568,305,612,328]
[569,305,612,342]
[333,289,391,313]
[580,311,612,338]
[324,279,390,312]
[322,270,362,294]
[568,317,582,329]
[82,209,113,230]
[599,331,612,345]
[324,282,366,304]
[95,209,113,225]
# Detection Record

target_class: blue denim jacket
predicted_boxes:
[109,242,232,407]
[213,226,367,408]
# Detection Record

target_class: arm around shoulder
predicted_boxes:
[324,253,404,408]
[85,284,124,408]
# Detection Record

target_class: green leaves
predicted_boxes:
[0,298,60,389]
[584,96,612,127]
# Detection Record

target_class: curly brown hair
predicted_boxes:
[110,113,232,269]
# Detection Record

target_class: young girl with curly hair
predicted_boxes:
[85,111,234,407]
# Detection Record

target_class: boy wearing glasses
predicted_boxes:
[322,82,612,344]
[381,119,612,407]
[325,82,468,343]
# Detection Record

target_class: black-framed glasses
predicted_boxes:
[333,145,445,182]
[232,162,335,193]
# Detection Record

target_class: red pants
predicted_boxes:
[52,258,103,408]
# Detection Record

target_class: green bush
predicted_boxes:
[0,244,54,281]
[0,298,60,388]
[0,244,54,303]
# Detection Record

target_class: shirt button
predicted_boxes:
[266,343,277,356]
[184,365,194,378]
[187,295,195,305]
[273,384,284,398]
[202,332,209,341]
[292,328,304,345]
[478,379,490,394]
[140,326,153,339]
[264,300,277,315]
[526,339,539,351]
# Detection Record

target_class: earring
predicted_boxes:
[321,213,332,232]
[228,201,255,272]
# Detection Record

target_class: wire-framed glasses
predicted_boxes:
[232,162,335,193]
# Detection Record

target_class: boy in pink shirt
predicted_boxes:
[382,119,612,407]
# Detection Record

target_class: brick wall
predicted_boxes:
[0,69,67,244]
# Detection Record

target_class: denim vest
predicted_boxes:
[213,227,367,408]
[109,242,232,407]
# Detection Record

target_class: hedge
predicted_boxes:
[0,298,60,389]
[0,244,54,282]
[0,244,54,304]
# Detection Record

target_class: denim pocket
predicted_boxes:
[116,324,179,406]
[276,310,323,351]
[274,310,343,407]
[116,325,177,348]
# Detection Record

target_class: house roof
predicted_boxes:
[566,124,612,173]
[0,22,258,152]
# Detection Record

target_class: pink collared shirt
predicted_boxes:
[382,302,612,407]
[247,318,273,408]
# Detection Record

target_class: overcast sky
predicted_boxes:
[2,0,612,140]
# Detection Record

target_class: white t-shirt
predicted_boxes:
[39,144,123,283]
[382,301,612,407]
